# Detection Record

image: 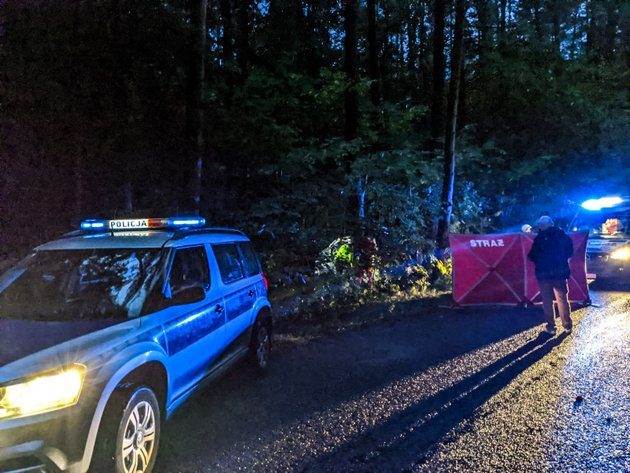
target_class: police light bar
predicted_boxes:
[80,220,106,230]
[80,217,206,232]
[581,196,623,211]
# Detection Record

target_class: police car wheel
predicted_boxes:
[94,387,161,473]
[251,321,271,373]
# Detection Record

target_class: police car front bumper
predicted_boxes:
[587,253,630,279]
[0,393,99,473]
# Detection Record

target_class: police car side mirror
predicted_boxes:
[171,286,206,306]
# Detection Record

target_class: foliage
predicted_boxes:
[334,243,354,270]
[0,0,627,289]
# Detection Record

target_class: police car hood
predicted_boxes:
[587,236,629,253]
[0,318,132,372]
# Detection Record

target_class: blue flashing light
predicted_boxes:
[581,196,623,211]
[80,220,106,230]
[169,217,206,227]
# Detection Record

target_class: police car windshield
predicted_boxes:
[573,211,629,238]
[0,249,163,321]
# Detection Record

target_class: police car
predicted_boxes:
[0,217,272,473]
[573,196,630,280]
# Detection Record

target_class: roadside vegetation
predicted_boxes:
[0,1,628,313]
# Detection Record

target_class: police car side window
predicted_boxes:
[212,244,245,284]
[238,243,262,277]
[169,246,210,296]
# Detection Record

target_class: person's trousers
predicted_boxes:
[538,279,572,329]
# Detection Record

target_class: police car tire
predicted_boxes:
[93,386,161,473]
[250,318,271,374]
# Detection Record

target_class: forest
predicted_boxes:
[0,0,628,292]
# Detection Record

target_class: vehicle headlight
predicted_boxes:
[0,365,85,420]
[610,246,630,261]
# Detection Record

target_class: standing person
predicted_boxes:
[354,225,378,285]
[528,216,574,335]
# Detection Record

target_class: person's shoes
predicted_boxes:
[542,326,557,336]
[563,326,573,334]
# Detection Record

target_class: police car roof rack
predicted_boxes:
[171,226,246,240]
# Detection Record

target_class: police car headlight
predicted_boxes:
[0,365,85,420]
[610,246,630,261]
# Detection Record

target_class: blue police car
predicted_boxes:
[0,217,272,473]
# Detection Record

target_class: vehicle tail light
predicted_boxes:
[261,272,269,291]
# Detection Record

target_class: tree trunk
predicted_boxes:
[75,148,83,218]
[550,0,561,54]
[568,7,579,59]
[458,64,466,130]
[344,0,359,140]
[303,1,318,75]
[418,2,430,98]
[407,3,418,73]
[474,0,491,60]
[236,0,252,76]
[604,1,619,59]
[358,176,367,220]
[436,0,466,251]
[186,0,208,213]
[219,0,234,64]
[586,0,594,55]
[381,4,391,100]
[429,0,446,151]
[552,13,561,54]
[397,30,404,77]
[532,0,542,46]
[498,0,506,44]
[367,0,380,105]
[620,1,630,56]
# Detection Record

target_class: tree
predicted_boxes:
[429,0,446,151]
[417,1,431,97]
[498,0,507,44]
[344,0,359,140]
[603,0,620,58]
[220,0,234,64]
[436,0,467,250]
[186,0,208,213]
[367,0,380,105]
[407,2,418,74]
[474,0,494,61]
[236,0,252,76]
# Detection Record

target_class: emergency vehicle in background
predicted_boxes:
[0,217,272,473]
[572,196,630,281]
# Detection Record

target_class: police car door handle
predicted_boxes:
[248,290,255,298]
[214,304,223,314]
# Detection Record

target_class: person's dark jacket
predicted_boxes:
[528,226,574,280]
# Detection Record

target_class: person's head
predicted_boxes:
[536,215,554,231]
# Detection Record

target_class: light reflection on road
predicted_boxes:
[550,298,629,472]
[574,310,628,360]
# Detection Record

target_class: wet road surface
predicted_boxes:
[156,290,629,472]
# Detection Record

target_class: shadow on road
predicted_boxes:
[157,304,557,472]
[589,279,630,292]
[307,331,569,472]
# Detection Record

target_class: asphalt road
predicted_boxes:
[156,288,629,472]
